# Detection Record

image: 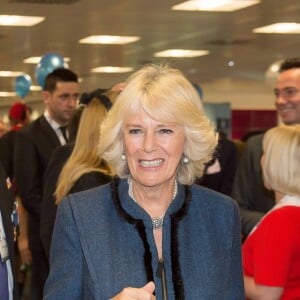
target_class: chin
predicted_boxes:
[282,119,297,125]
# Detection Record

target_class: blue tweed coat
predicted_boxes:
[44,178,244,299]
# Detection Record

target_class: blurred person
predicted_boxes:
[192,83,239,196]
[54,90,116,202]
[0,102,32,297]
[0,162,20,300]
[243,125,300,299]
[14,67,79,300]
[0,119,9,137]
[196,131,238,196]
[40,89,117,260]
[0,102,30,179]
[44,64,244,299]
[232,58,300,238]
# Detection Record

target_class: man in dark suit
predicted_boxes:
[0,163,20,300]
[14,67,79,300]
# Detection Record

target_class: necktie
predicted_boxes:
[59,126,68,143]
[0,259,9,300]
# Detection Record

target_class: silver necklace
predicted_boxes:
[128,177,178,230]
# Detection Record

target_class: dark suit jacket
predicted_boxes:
[232,133,274,236]
[14,114,61,251]
[40,144,73,259]
[41,143,112,260]
[197,137,238,196]
[0,130,17,179]
[0,163,20,300]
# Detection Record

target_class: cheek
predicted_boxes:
[296,102,300,110]
[123,136,141,155]
[169,136,185,155]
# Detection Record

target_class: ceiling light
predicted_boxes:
[0,71,24,77]
[154,49,209,58]
[23,56,71,64]
[30,85,42,91]
[0,92,17,97]
[91,66,134,73]
[79,35,140,45]
[253,23,300,34]
[0,15,45,26]
[228,60,235,67]
[172,0,260,12]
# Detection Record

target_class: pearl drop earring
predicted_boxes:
[121,154,126,161]
[183,156,189,164]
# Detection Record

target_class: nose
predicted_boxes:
[275,93,288,106]
[68,96,78,107]
[143,132,157,153]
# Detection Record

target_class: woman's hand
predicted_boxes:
[18,234,32,266]
[111,281,156,300]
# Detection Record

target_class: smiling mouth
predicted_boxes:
[139,159,164,167]
[279,107,294,114]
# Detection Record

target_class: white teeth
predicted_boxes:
[140,159,163,167]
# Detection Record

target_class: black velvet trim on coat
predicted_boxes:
[111,177,192,299]
[110,177,153,283]
[170,185,192,299]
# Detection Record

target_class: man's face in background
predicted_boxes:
[274,68,300,125]
[43,81,79,125]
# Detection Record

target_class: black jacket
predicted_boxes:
[40,143,111,260]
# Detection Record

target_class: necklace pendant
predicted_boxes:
[152,217,164,230]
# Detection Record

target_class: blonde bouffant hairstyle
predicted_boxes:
[262,125,300,196]
[98,64,217,185]
[55,90,118,204]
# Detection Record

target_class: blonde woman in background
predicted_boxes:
[243,125,300,299]
[40,90,117,260]
[55,91,116,203]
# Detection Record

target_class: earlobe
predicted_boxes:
[42,91,50,104]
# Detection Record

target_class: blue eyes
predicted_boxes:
[159,129,173,134]
[128,128,173,135]
[128,129,142,134]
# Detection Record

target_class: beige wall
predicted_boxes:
[202,78,276,110]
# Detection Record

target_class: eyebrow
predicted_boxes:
[124,122,178,129]
[274,86,297,91]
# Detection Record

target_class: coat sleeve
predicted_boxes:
[14,130,42,218]
[43,198,83,299]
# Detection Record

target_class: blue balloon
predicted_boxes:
[35,62,50,88]
[40,53,64,69]
[35,53,65,88]
[14,74,32,98]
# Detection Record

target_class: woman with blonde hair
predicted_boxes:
[44,64,244,299]
[54,90,115,204]
[243,125,300,299]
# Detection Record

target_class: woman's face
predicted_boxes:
[123,109,186,188]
